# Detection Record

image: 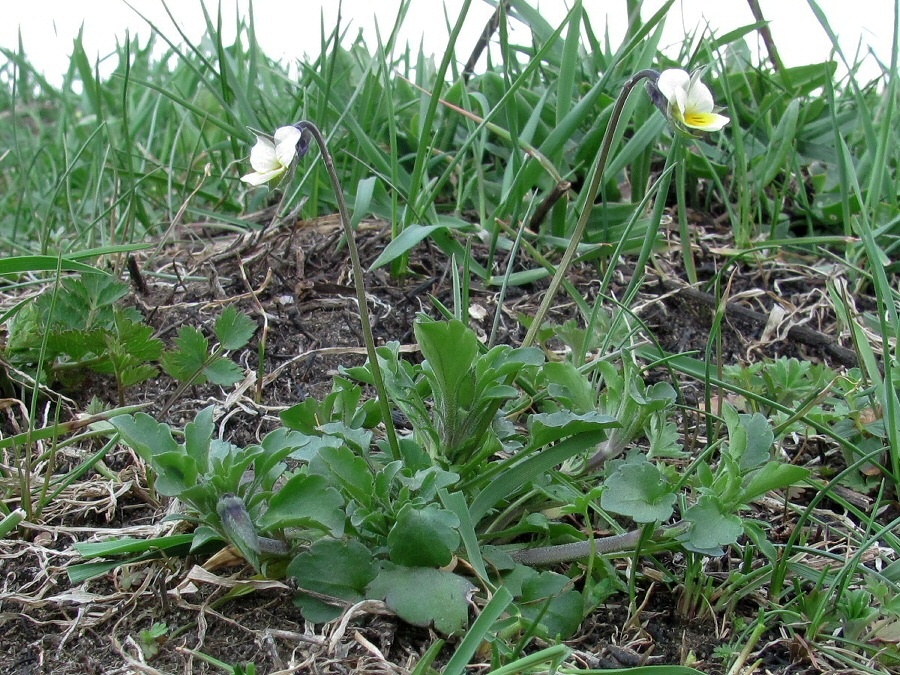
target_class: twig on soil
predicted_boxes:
[657,278,861,367]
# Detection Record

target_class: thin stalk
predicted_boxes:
[673,135,697,283]
[297,121,400,461]
[522,69,658,348]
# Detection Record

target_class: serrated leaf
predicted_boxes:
[366,564,475,635]
[202,356,244,386]
[289,539,377,623]
[387,503,460,567]
[47,328,107,361]
[160,326,209,382]
[601,459,675,523]
[215,306,257,350]
[256,473,345,536]
[110,313,163,362]
[117,364,158,388]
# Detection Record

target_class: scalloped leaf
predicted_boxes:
[387,503,460,567]
[601,458,675,523]
[366,564,475,636]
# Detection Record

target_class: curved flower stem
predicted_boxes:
[297,122,400,461]
[522,69,659,348]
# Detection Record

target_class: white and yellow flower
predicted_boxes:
[241,125,304,186]
[656,68,729,133]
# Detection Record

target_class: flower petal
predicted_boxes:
[657,69,690,105]
[684,79,715,114]
[241,166,286,186]
[682,111,730,132]
[274,125,303,168]
[248,136,278,173]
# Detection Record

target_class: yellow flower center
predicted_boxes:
[683,112,717,129]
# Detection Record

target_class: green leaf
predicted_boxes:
[202,356,244,386]
[0,256,108,277]
[68,534,201,584]
[468,430,608,526]
[542,362,597,413]
[416,319,480,402]
[74,534,197,559]
[724,408,774,471]
[184,406,214,475]
[387,503,460,567]
[116,364,159,389]
[111,413,179,463]
[601,458,675,523]
[759,98,800,188]
[366,564,475,636]
[160,326,209,382]
[370,223,446,271]
[740,413,775,470]
[528,411,619,450]
[682,495,743,552]
[256,473,345,536]
[309,444,375,507]
[191,525,224,552]
[152,451,199,497]
[289,539,377,623]
[109,313,163,360]
[215,306,257,350]
[440,586,513,675]
[739,462,809,504]
[519,571,583,639]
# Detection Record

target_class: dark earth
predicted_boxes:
[1,206,865,674]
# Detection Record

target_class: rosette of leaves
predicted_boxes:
[344,318,545,474]
[110,406,343,574]
[540,358,680,472]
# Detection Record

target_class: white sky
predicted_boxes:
[1,1,896,85]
